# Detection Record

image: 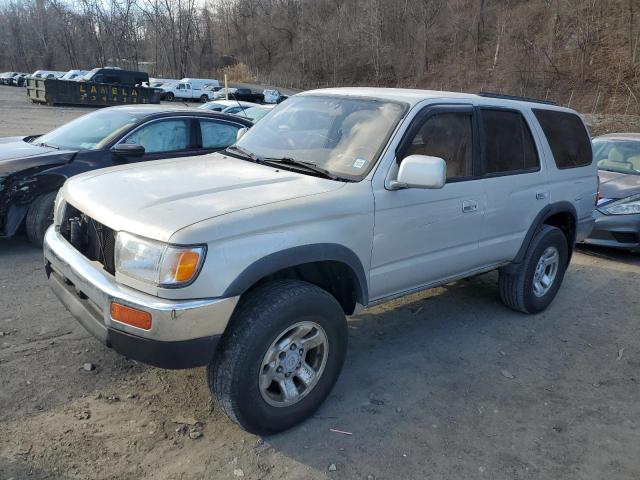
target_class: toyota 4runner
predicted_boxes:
[44,88,597,434]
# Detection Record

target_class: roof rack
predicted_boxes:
[478,92,557,106]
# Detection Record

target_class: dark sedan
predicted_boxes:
[0,106,252,245]
[585,133,640,251]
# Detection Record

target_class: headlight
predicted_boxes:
[601,194,640,215]
[53,189,66,226]
[115,232,206,287]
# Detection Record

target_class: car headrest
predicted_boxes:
[608,147,625,164]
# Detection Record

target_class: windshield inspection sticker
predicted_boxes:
[352,158,367,169]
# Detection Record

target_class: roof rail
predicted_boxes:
[478,92,557,106]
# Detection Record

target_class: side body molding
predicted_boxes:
[222,243,369,305]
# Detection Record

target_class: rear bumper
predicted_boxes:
[43,226,238,368]
[583,211,640,250]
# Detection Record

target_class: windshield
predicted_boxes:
[594,139,640,175]
[35,109,141,150]
[235,95,407,180]
[82,69,99,81]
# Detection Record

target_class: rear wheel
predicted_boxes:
[208,280,348,434]
[200,94,209,103]
[25,191,57,247]
[165,92,174,102]
[499,225,569,313]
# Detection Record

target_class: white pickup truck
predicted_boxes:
[163,78,220,102]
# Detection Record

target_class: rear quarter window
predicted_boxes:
[533,109,592,169]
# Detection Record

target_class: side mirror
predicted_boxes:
[390,155,446,190]
[111,143,145,158]
[236,127,248,141]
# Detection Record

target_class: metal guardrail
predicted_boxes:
[26,78,161,106]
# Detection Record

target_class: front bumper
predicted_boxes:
[43,227,238,369]
[583,210,640,250]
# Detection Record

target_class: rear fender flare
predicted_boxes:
[505,201,577,273]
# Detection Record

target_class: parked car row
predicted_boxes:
[3,87,635,437]
[1,71,29,86]
[3,67,136,88]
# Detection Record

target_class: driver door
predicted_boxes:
[113,118,197,164]
[369,105,486,301]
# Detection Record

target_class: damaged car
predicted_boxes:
[0,106,252,245]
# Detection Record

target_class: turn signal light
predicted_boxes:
[172,251,201,283]
[110,302,152,330]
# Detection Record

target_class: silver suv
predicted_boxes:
[44,88,597,434]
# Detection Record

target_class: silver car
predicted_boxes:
[586,133,640,251]
[44,88,597,434]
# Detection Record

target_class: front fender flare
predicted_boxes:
[222,243,369,305]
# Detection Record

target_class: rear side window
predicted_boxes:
[200,120,241,149]
[533,109,592,168]
[480,109,539,174]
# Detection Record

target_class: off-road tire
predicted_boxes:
[165,92,174,101]
[25,191,57,247]
[208,280,348,434]
[499,225,569,314]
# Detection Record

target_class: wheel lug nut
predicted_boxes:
[276,366,283,373]
[290,344,296,350]
[285,372,291,377]
[279,352,286,359]
[297,363,301,369]
[299,349,304,355]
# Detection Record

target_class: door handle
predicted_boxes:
[536,191,548,200]
[462,200,478,213]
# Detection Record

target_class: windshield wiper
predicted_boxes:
[262,157,347,181]
[225,145,262,163]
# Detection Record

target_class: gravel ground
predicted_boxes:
[1,85,640,480]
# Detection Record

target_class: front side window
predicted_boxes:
[593,139,640,175]
[404,112,473,181]
[480,109,539,174]
[533,109,592,168]
[123,119,190,153]
[235,95,407,180]
[199,120,241,149]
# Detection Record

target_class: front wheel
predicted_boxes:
[200,94,209,103]
[208,280,348,434]
[165,92,174,101]
[499,225,569,313]
[25,191,57,247]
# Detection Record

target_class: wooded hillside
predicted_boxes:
[1,0,639,113]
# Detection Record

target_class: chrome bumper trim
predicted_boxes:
[43,226,238,342]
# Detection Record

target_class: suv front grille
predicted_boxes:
[60,204,116,275]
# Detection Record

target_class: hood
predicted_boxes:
[598,169,640,200]
[0,137,76,175]
[64,153,346,242]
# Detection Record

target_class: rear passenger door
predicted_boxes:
[476,107,549,264]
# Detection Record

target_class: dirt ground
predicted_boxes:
[1,85,640,480]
